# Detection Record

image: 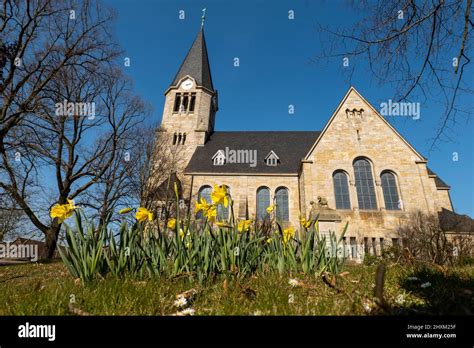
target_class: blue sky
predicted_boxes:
[106,0,474,216]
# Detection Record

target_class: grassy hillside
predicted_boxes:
[0,262,472,315]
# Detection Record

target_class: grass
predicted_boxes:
[0,261,472,315]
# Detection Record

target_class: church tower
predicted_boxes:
[155,26,218,201]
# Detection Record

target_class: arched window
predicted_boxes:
[173,94,181,112]
[333,171,351,209]
[189,93,196,112]
[381,171,401,210]
[275,187,289,221]
[197,185,212,219]
[256,187,270,220]
[217,186,230,220]
[353,158,377,210]
[182,94,189,111]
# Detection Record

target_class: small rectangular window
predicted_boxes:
[371,237,377,256]
[173,94,181,112]
[392,238,400,250]
[363,237,369,254]
[189,93,196,112]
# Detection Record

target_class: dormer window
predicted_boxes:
[264,151,279,166]
[212,150,226,166]
[267,157,277,166]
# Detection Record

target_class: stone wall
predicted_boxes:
[302,88,453,244]
[188,174,299,226]
[158,76,216,197]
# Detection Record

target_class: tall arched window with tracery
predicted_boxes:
[333,171,351,209]
[217,186,230,220]
[381,171,401,210]
[353,158,377,210]
[196,185,212,219]
[256,187,270,220]
[275,187,289,221]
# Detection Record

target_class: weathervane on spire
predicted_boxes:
[201,8,206,28]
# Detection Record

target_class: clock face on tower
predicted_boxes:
[181,79,194,90]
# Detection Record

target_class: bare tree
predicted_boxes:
[127,127,186,220]
[0,0,147,258]
[75,72,152,230]
[0,190,22,241]
[315,0,473,151]
[397,211,452,265]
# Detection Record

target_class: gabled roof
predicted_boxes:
[438,208,474,233]
[170,29,214,91]
[304,86,427,162]
[185,131,321,175]
[212,150,225,160]
[427,167,450,189]
[264,150,280,160]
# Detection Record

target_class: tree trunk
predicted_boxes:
[42,224,61,260]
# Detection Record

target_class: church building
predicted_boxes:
[154,27,454,259]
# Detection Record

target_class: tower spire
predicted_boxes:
[170,21,214,91]
[201,8,206,29]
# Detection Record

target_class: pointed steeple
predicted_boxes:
[171,28,214,91]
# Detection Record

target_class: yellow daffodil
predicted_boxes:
[167,218,177,230]
[266,238,272,244]
[204,205,217,222]
[119,207,133,214]
[211,185,229,207]
[300,216,312,229]
[50,204,72,222]
[195,197,211,214]
[283,227,295,244]
[266,205,275,214]
[50,199,77,223]
[185,241,192,250]
[179,228,185,240]
[237,219,253,233]
[136,207,153,222]
[66,199,77,210]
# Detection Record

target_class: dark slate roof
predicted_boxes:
[171,29,214,91]
[438,208,474,233]
[427,167,450,189]
[185,131,321,174]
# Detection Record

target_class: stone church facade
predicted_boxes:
[154,28,453,259]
